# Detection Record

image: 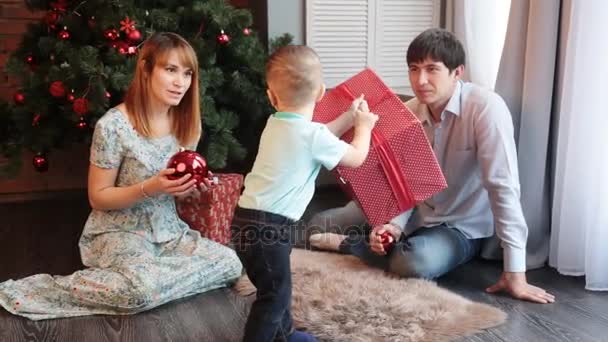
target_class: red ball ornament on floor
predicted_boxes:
[33,154,49,172]
[166,149,208,185]
[217,30,230,45]
[73,98,88,115]
[49,81,66,97]
[379,231,395,251]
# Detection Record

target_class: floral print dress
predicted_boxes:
[0,108,242,320]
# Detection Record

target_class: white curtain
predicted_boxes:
[468,0,559,270]
[453,0,511,89]
[549,0,608,291]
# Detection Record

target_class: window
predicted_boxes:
[306,0,441,95]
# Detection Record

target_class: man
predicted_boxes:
[309,28,555,304]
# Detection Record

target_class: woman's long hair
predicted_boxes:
[124,32,201,147]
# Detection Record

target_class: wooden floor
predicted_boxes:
[1,188,607,342]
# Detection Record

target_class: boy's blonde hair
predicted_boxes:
[266,45,322,108]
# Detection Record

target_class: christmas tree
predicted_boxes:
[0,0,288,177]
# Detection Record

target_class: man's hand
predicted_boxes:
[486,272,555,304]
[369,223,402,255]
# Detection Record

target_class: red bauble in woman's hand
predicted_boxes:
[166,149,208,185]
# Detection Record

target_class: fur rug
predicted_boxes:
[234,248,506,342]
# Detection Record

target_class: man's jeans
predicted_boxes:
[231,207,295,342]
[340,223,482,279]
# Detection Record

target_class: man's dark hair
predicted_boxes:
[406,28,466,71]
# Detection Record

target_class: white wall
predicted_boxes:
[268,0,305,45]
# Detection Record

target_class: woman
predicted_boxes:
[0,32,242,320]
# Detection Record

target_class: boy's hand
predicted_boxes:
[354,108,378,130]
[347,94,367,118]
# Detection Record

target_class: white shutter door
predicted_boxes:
[306,0,440,94]
[375,0,440,94]
[306,0,371,88]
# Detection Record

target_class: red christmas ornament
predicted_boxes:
[105,91,111,99]
[126,46,138,56]
[88,16,96,29]
[67,93,75,102]
[166,149,209,185]
[378,231,395,252]
[45,11,60,29]
[114,41,129,55]
[217,30,230,45]
[49,81,66,97]
[32,113,41,126]
[119,16,136,33]
[73,98,89,115]
[50,0,68,12]
[76,117,88,130]
[25,55,34,64]
[58,29,70,40]
[243,27,251,35]
[127,29,142,42]
[104,28,119,41]
[33,153,49,172]
[13,91,25,105]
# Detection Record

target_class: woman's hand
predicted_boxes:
[144,168,198,197]
[174,176,214,200]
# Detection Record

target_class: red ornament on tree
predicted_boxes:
[45,11,60,29]
[88,16,96,29]
[32,113,41,126]
[33,153,49,172]
[73,98,89,115]
[120,16,136,33]
[58,28,70,40]
[243,27,251,35]
[114,41,129,55]
[49,81,66,97]
[76,117,88,130]
[105,91,111,99]
[378,231,396,252]
[104,28,119,41]
[67,93,75,102]
[127,29,142,42]
[50,0,68,12]
[217,30,230,45]
[166,149,209,186]
[13,91,25,105]
[126,46,138,56]
[25,55,34,64]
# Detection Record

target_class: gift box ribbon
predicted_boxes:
[335,83,415,212]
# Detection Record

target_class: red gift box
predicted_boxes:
[176,173,243,244]
[313,68,447,226]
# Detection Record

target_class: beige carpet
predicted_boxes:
[235,248,506,342]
